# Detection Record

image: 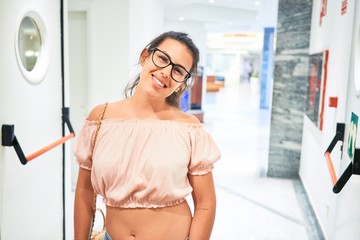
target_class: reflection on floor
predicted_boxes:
[205,82,324,240]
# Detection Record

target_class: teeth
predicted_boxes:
[154,77,165,87]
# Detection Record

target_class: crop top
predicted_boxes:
[74,118,221,208]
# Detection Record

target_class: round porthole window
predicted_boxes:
[355,27,360,96]
[15,10,48,84]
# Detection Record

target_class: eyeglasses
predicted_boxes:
[150,48,191,83]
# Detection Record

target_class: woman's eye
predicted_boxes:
[159,55,169,63]
[174,67,185,76]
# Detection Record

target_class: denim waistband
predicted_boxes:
[105,231,112,240]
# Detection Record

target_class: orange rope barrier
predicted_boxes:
[26,133,75,161]
[325,151,337,185]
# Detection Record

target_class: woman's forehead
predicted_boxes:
[157,39,193,68]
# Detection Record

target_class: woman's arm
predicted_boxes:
[74,168,95,240]
[188,172,217,240]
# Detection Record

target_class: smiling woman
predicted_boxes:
[125,32,198,107]
[73,31,221,240]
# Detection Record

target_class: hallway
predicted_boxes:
[204,81,322,240]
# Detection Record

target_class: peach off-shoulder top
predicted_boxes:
[74,118,221,208]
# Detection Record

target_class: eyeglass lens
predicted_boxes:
[152,49,190,82]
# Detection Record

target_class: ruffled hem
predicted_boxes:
[78,163,92,171]
[103,197,186,208]
[189,166,214,176]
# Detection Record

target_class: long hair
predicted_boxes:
[124,31,200,108]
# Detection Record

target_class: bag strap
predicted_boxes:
[93,102,108,146]
[91,102,108,237]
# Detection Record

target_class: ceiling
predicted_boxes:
[164,0,279,33]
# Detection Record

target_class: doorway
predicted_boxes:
[68,11,89,189]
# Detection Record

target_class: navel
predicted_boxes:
[129,230,136,237]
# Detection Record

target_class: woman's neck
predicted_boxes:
[128,94,172,118]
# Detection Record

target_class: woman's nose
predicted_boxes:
[160,64,172,78]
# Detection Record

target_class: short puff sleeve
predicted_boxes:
[73,122,96,170]
[188,127,221,175]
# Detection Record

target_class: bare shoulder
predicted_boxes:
[87,100,128,121]
[172,109,201,124]
[86,103,108,121]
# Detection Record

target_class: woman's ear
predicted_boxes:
[139,48,150,66]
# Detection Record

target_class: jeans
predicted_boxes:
[105,231,112,240]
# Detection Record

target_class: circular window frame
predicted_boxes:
[14,9,49,84]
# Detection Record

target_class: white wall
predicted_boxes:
[76,0,165,108]
[300,0,358,239]
[68,11,88,191]
[86,0,130,107]
[165,20,207,68]
[0,0,65,239]
[129,0,164,69]
[333,1,360,238]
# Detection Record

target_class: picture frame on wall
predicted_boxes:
[306,52,323,126]
[306,50,329,130]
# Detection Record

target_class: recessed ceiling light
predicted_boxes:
[178,17,185,21]
[255,1,260,5]
[209,0,215,3]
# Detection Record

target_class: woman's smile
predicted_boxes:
[152,75,168,88]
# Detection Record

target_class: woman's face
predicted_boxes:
[139,38,193,102]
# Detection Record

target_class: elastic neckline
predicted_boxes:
[85,118,203,127]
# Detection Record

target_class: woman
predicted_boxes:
[74,31,221,240]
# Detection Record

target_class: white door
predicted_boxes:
[333,1,360,239]
[0,1,70,239]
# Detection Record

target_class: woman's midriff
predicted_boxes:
[105,201,192,240]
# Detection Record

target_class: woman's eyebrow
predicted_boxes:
[162,50,188,69]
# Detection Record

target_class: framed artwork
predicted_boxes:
[306,50,329,130]
[342,0,348,15]
[306,52,323,126]
[320,0,327,26]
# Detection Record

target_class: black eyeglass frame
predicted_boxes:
[149,47,192,83]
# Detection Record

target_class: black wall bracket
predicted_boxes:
[333,149,360,193]
[325,123,345,154]
[324,122,360,193]
[1,107,75,165]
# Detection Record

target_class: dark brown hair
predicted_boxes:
[124,31,200,108]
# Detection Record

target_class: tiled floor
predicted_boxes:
[202,81,321,240]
